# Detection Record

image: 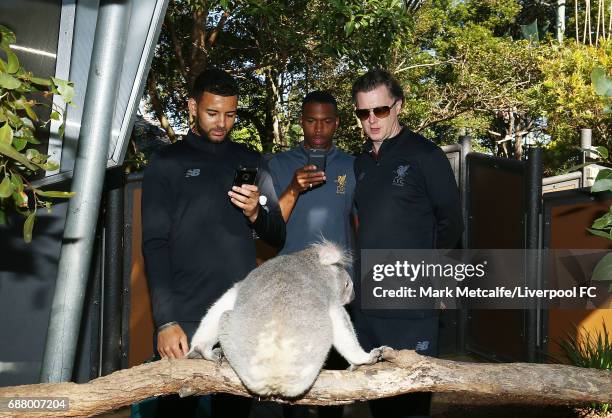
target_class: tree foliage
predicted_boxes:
[0,26,74,242]
[143,0,611,173]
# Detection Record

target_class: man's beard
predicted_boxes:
[192,115,228,142]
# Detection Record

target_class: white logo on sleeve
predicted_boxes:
[185,168,200,178]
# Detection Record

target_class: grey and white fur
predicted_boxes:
[187,240,387,398]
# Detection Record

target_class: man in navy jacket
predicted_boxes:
[142,68,285,417]
[351,69,463,418]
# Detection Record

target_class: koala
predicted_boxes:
[187,240,387,398]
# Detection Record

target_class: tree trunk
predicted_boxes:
[0,350,610,418]
[264,67,283,153]
[146,73,177,143]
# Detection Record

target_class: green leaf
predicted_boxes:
[51,77,75,104]
[592,252,612,282]
[591,66,612,98]
[0,73,21,89]
[6,49,19,74]
[23,212,35,243]
[25,148,40,160]
[587,228,612,239]
[344,20,356,36]
[12,190,27,207]
[591,169,612,192]
[34,190,74,198]
[0,25,16,47]
[0,123,13,145]
[0,142,37,170]
[10,172,23,192]
[50,111,60,121]
[596,146,609,160]
[22,102,37,122]
[0,208,6,225]
[38,161,59,171]
[4,110,21,127]
[29,76,51,87]
[12,136,26,151]
[27,135,40,145]
[591,211,612,229]
[58,122,65,138]
[0,176,13,198]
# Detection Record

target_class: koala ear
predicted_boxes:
[311,240,350,267]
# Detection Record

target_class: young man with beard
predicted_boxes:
[267,91,355,418]
[141,68,285,418]
[351,69,463,418]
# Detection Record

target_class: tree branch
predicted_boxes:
[416,107,472,132]
[0,350,610,417]
[146,73,177,143]
[188,7,208,84]
[208,11,230,48]
[165,4,187,80]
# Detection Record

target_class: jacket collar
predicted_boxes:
[298,141,338,161]
[184,129,231,154]
[363,126,406,157]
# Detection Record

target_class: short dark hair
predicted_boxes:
[190,68,238,100]
[351,69,404,103]
[301,90,338,113]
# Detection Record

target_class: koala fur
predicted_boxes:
[187,240,386,398]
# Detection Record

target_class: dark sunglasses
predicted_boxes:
[355,100,398,121]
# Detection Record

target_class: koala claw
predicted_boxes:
[348,346,391,370]
[366,347,383,364]
[372,345,393,361]
[210,347,225,365]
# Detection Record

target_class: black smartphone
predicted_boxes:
[233,166,258,187]
[307,149,326,172]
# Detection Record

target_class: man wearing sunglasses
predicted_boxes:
[350,69,463,418]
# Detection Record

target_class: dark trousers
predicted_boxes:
[153,321,252,418]
[351,309,439,418]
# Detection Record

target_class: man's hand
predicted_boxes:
[229,184,260,223]
[289,165,326,195]
[157,323,189,359]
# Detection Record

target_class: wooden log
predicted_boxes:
[0,349,610,418]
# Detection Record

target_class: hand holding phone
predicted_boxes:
[233,166,258,187]
[307,149,326,173]
[229,166,260,222]
[290,164,326,194]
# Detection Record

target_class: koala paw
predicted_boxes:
[371,345,393,362]
[347,346,392,371]
[186,345,223,363]
[186,346,205,359]
[365,347,383,364]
